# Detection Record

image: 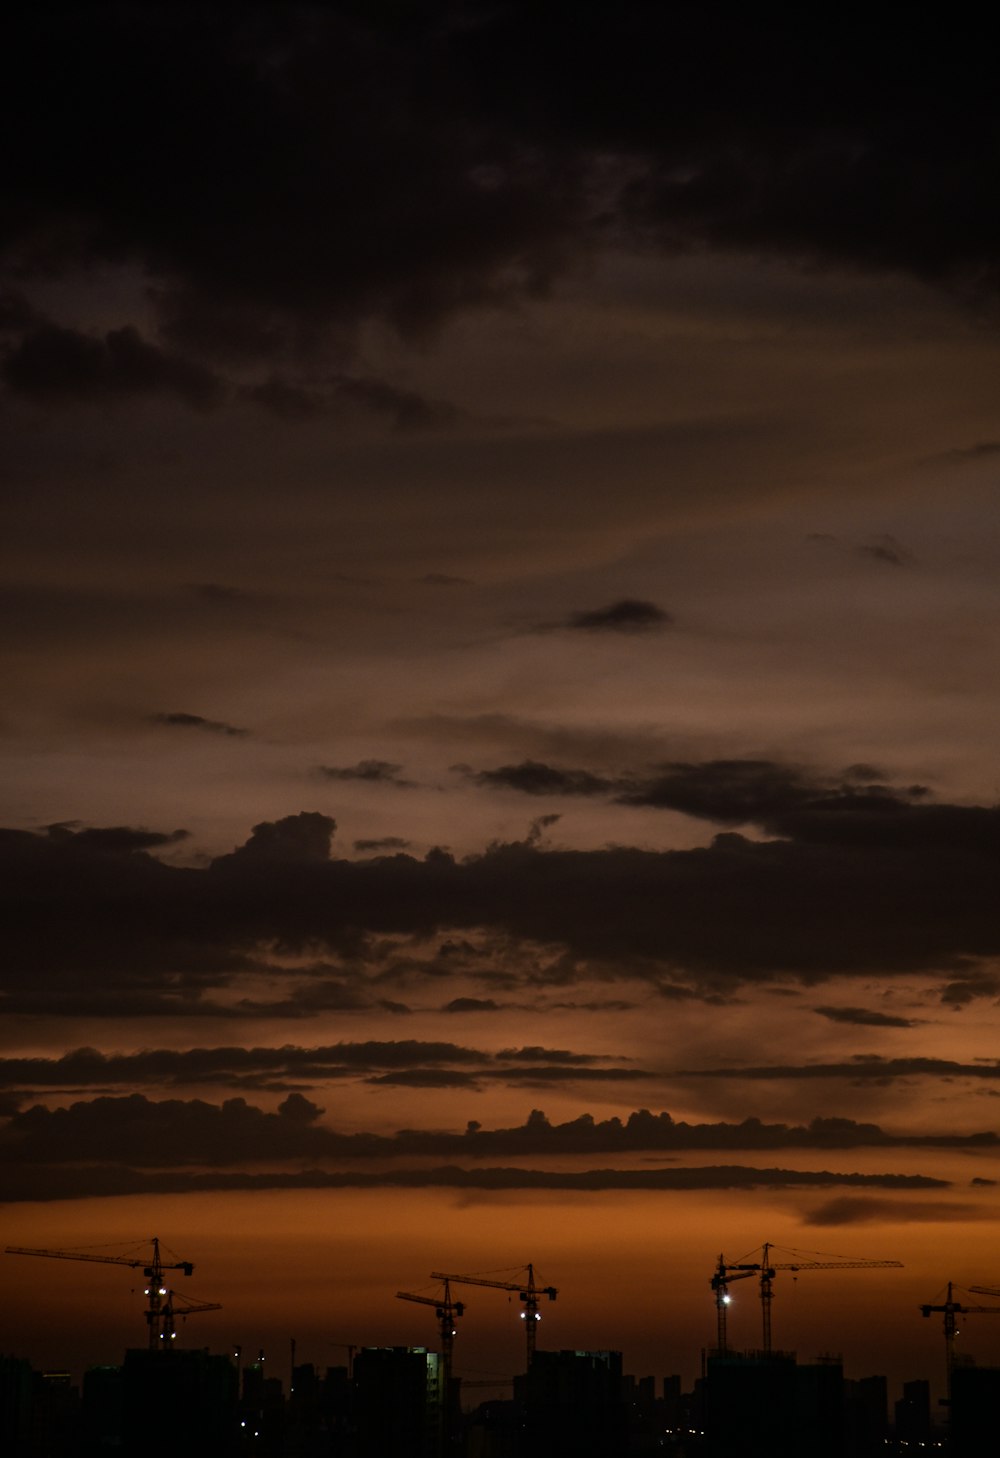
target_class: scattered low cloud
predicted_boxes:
[566,599,673,633]
[366,1070,482,1088]
[353,837,411,853]
[151,712,249,737]
[318,761,415,787]
[186,582,258,605]
[464,760,613,797]
[813,1006,915,1029]
[858,534,912,567]
[926,441,1000,465]
[681,1056,1000,1085]
[940,973,1000,1007]
[804,1196,984,1226]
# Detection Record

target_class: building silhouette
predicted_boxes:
[519,1348,626,1458]
[352,1346,442,1458]
[950,1364,1000,1458]
[705,1350,843,1458]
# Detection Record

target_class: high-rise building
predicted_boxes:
[950,1365,1000,1458]
[705,1350,843,1458]
[352,1346,442,1458]
[522,1348,626,1458]
[122,1347,237,1457]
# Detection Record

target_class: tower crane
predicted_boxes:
[921,1281,1000,1405]
[5,1236,210,1351]
[159,1288,223,1344]
[430,1264,557,1368]
[396,1279,465,1391]
[714,1243,903,1354]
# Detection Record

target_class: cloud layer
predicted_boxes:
[4,6,999,409]
[0,1096,958,1202]
[4,778,1000,1014]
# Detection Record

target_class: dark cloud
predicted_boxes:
[466,755,956,854]
[858,534,912,567]
[0,1096,989,1204]
[0,1041,499,1090]
[526,814,560,846]
[928,441,1000,464]
[6,795,1000,1013]
[813,1006,915,1029]
[940,973,1000,1007]
[318,761,415,787]
[681,1057,1000,1086]
[566,600,673,634]
[616,761,998,857]
[466,760,613,797]
[0,1159,948,1205]
[500,1065,651,1085]
[0,1090,953,1204]
[43,823,189,854]
[151,712,249,738]
[0,1043,664,1098]
[187,582,257,604]
[500,1046,601,1065]
[4,5,996,397]
[353,836,411,852]
[443,997,501,1013]
[620,758,818,821]
[216,811,336,866]
[0,1092,339,1174]
[804,1197,984,1226]
[3,325,224,407]
[366,1070,482,1088]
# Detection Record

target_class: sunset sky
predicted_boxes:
[4,2,1000,1404]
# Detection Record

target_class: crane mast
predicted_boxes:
[5,1236,211,1351]
[921,1281,1000,1406]
[397,1279,464,1452]
[430,1264,557,1368]
[396,1279,465,1390]
[710,1255,757,1354]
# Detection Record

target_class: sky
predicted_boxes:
[4,0,1000,1403]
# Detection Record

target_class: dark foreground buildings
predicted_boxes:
[0,1341,974,1455]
